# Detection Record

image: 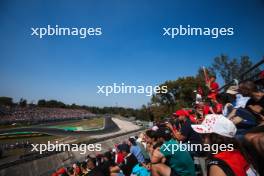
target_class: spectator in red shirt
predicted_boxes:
[207,75,219,100]
[259,70,264,79]
[195,102,210,123]
[115,144,125,164]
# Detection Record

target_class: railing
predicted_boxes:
[219,57,264,91]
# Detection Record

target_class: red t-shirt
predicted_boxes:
[259,70,264,78]
[210,82,219,92]
[208,82,219,99]
[214,150,250,176]
[213,103,223,114]
[203,105,210,115]
[116,152,124,164]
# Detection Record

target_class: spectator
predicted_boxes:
[115,144,125,164]
[195,102,210,122]
[239,81,264,175]
[86,157,104,176]
[144,129,158,156]
[128,137,145,163]
[136,133,150,160]
[210,96,223,114]
[110,144,138,176]
[226,86,250,109]
[218,92,235,117]
[151,127,195,176]
[72,163,81,176]
[52,168,68,176]
[80,161,89,175]
[67,167,74,176]
[207,75,219,100]
[193,89,203,104]
[239,81,264,123]
[220,86,257,139]
[131,162,151,176]
[168,110,203,154]
[192,114,257,176]
[99,151,114,176]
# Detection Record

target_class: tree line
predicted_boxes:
[0,55,261,121]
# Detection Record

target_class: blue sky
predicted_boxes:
[0,0,263,108]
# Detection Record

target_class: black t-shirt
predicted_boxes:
[88,166,104,176]
[119,153,138,176]
[99,160,111,176]
[179,119,202,144]
[208,157,235,176]
[246,95,264,108]
[246,95,264,122]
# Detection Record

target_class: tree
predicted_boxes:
[0,97,13,107]
[37,99,46,107]
[19,98,27,107]
[211,55,259,84]
[150,76,202,119]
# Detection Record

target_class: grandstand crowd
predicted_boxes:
[0,107,93,124]
[50,72,264,176]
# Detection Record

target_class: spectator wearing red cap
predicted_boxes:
[168,110,203,156]
[151,127,195,176]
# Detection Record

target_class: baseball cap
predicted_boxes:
[56,168,67,174]
[191,114,237,138]
[151,125,159,131]
[173,109,189,117]
[226,86,238,95]
[156,127,171,139]
[128,137,136,145]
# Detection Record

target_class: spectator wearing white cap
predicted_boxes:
[226,85,250,109]
[192,114,257,176]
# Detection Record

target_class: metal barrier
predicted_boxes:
[219,58,264,91]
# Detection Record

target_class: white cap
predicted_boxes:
[226,86,238,95]
[151,126,159,131]
[191,114,237,138]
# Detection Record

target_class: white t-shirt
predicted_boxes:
[235,94,250,108]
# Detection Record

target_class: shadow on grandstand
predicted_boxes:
[0,117,122,172]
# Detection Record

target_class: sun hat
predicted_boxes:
[191,114,237,138]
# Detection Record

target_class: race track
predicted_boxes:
[0,116,119,136]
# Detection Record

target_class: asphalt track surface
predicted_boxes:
[0,116,120,136]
